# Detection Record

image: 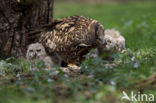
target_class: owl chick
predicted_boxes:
[97,29,125,56]
[104,29,125,52]
[85,29,125,68]
[26,43,60,69]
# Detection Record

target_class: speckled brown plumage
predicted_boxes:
[38,16,105,65]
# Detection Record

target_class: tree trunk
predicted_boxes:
[0,0,54,58]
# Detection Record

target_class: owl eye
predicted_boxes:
[29,50,33,52]
[37,49,41,52]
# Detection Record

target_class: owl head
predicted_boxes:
[26,43,47,60]
[103,29,125,52]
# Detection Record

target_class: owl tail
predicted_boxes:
[26,18,65,43]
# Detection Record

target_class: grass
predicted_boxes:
[0,1,156,103]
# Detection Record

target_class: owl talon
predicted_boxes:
[68,64,80,72]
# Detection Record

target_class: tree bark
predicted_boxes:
[0,0,54,58]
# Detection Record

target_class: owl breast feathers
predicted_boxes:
[39,16,105,65]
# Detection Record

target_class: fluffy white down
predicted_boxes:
[104,29,125,52]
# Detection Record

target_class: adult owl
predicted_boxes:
[38,16,105,66]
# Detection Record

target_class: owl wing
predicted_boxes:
[39,16,102,53]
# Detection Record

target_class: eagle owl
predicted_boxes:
[104,29,125,52]
[26,43,61,69]
[38,16,105,66]
[97,29,125,57]
[85,29,125,68]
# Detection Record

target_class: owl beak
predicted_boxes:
[33,53,37,58]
